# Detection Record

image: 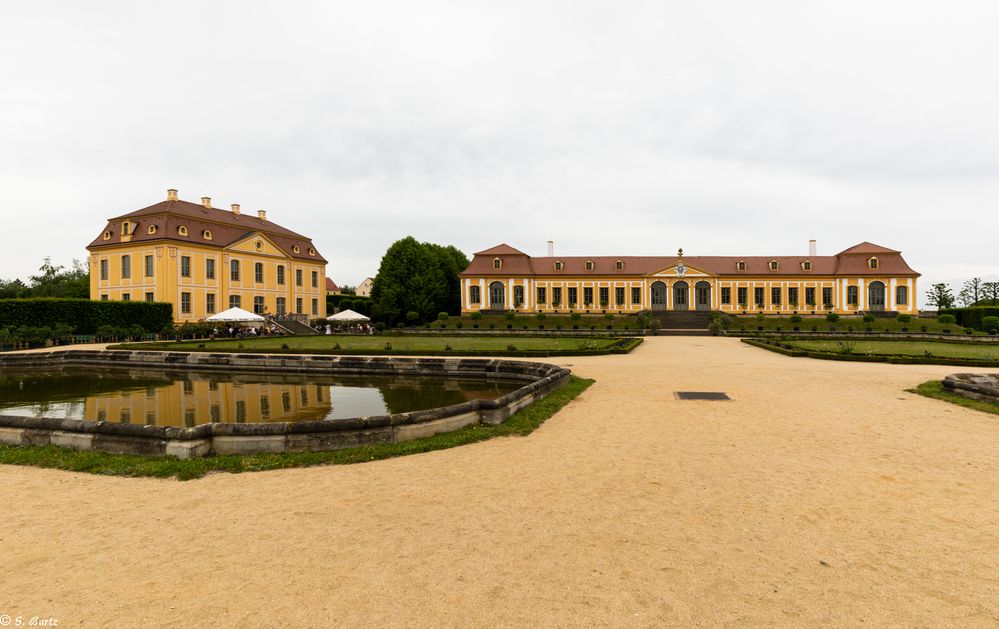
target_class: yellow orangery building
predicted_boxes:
[460,242,919,315]
[87,189,327,323]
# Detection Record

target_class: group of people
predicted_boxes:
[314,323,374,335]
[211,324,284,339]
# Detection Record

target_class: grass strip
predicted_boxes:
[908,380,999,416]
[0,376,593,481]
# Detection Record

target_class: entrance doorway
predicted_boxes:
[489,281,505,309]
[694,281,711,311]
[651,281,667,311]
[673,281,689,311]
[868,281,885,312]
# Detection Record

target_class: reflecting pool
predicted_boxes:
[0,366,522,427]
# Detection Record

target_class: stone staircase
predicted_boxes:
[648,310,714,335]
[271,317,320,336]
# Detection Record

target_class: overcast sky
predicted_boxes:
[2,1,997,304]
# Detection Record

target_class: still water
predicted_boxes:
[0,366,521,427]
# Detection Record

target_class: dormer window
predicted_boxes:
[737,260,746,271]
[293,245,301,254]
[308,248,316,256]
[493,257,502,269]
[802,260,812,271]
[178,225,188,236]
[615,260,624,271]
[121,221,132,235]
[554,261,564,271]
[202,229,212,240]
[102,230,112,241]
[769,260,779,271]
[868,257,879,269]
[147,225,157,235]
[585,260,594,271]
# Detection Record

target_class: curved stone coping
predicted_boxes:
[942,373,999,404]
[0,349,570,458]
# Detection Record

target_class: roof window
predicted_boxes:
[868,257,879,269]
[802,260,812,271]
[493,257,502,269]
[202,230,212,240]
[585,260,594,271]
[737,260,746,271]
[178,225,188,236]
[769,260,779,271]
[615,260,624,271]
[102,230,111,241]
[554,261,564,271]
[147,225,157,235]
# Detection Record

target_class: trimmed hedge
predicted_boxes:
[0,299,173,334]
[939,306,999,330]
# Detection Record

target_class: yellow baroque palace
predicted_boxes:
[459,242,920,315]
[87,189,327,323]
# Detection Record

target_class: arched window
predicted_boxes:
[868,257,879,269]
[293,245,301,254]
[202,230,212,240]
[121,221,132,235]
[615,260,624,271]
[102,231,111,240]
[802,260,812,271]
[585,261,594,271]
[493,257,502,269]
[769,260,779,271]
[736,260,746,271]
[308,248,316,256]
[147,225,157,235]
[489,281,504,307]
[554,261,564,271]
[178,225,188,236]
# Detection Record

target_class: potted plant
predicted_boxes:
[604,313,614,330]
[570,312,581,329]
[471,311,483,329]
[789,301,798,314]
[504,310,516,329]
[583,299,592,313]
[536,313,546,330]
[738,301,747,314]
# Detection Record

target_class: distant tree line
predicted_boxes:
[0,257,89,299]
[925,278,999,309]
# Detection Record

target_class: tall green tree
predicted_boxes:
[925,282,955,309]
[958,277,984,306]
[0,257,89,299]
[370,237,469,325]
[982,281,999,305]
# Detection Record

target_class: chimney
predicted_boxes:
[809,239,817,257]
[167,188,178,201]
[201,197,211,209]
[257,210,267,221]
[231,203,241,216]
[547,240,554,257]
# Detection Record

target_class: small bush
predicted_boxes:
[503,310,516,321]
[826,313,840,323]
[896,314,912,324]
[789,315,803,324]
[444,344,452,351]
[836,341,856,355]
[981,315,999,331]
[470,312,483,321]
[937,314,956,325]
[437,312,449,321]
[384,342,392,350]
[406,311,420,325]
[862,314,876,323]
[506,344,517,351]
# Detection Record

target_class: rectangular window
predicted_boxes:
[847,286,859,305]
[181,256,191,277]
[253,296,265,314]
[311,298,318,315]
[255,262,264,283]
[311,271,318,288]
[754,287,764,307]
[788,287,799,305]
[599,287,609,305]
[229,295,241,309]
[276,297,285,315]
[144,255,154,277]
[583,287,594,305]
[122,293,131,301]
[277,265,285,285]
[805,287,816,306]
[206,259,215,280]
[296,297,303,314]
[631,287,641,305]
[181,292,191,314]
[206,293,216,314]
[721,287,731,304]
[470,286,481,303]
[552,287,562,306]
[771,287,781,305]
[260,396,270,419]
[231,260,240,281]
[145,292,154,302]
[536,287,546,304]
[822,287,833,307]
[513,285,524,306]
[896,285,908,305]
[615,287,625,305]
[568,287,578,306]
[296,269,303,286]
[121,254,131,279]
[235,400,246,423]
[100,259,108,280]
[737,287,748,306]
[100,294,109,301]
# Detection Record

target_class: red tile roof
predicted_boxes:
[460,244,919,278]
[325,277,340,292]
[87,197,327,263]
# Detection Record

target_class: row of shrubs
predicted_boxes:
[0,324,154,349]
[714,312,996,335]
[0,299,173,335]
[937,306,999,331]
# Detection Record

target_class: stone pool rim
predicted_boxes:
[0,349,570,458]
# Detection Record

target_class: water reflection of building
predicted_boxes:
[85,375,333,427]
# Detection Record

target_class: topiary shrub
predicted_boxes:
[896,314,912,324]
[470,312,483,321]
[406,311,420,325]
[503,310,516,322]
[981,315,999,332]
[789,315,803,324]
[826,313,840,323]
[437,312,449,321]
[937,314,956,325]
[862,314,876,323]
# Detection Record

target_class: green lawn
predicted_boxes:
[909,380,999,416]
[788,339,999,360]
[726,314,983,335]
[118,334,632,355]
[0,376,594,480]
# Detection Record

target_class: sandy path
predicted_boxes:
[1,337,998,628]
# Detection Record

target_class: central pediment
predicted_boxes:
[648,264,713,278]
